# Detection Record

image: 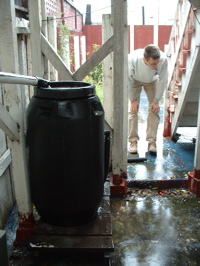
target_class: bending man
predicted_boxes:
[128,44,168,154]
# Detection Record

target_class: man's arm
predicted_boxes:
[153,57,168,103]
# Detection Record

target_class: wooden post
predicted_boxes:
[110,0,128,195]
[102,14,114,130]
[0,0,33,229]
[74,36,80,71]
[188,60,200,196]
[130,24,134,53]
[47,17,58,81]
[194,84,200,175]
[80,36,86,65]
[153,0,159,46]
[41,0,50,81]
[29,0,43,77]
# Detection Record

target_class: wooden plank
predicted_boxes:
[179,115,197,127]
[41,0,50,81]
[28,181,114,256]
[35,213,112,236]
[74,36,80,70]
[73,35,114,81]
[47,17,58,81]
[28,235,114,252]
[112,0,128,175]
[41,33,73,81]
[0,104,19,141]
[167,2,191,87]
[0,0,32,217]
[102,14,114,130]
[195,84,200,170]
[28,0,43,77]
[0,149,11,177]
[182,102,198,115]
[80,36,86,65]
[171,45,200,135]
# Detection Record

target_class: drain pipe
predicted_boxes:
[0,72,49,87]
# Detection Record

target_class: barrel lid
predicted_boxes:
[34,81,95,99]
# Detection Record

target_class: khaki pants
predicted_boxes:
[128,79,160,143]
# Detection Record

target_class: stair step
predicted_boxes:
[172,93,178,101]
[179,115,197,127]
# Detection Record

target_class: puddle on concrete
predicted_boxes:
[110,189,200,266]
[127,90,196,181]
[127,124,196,181]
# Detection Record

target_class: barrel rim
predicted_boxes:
[34,81,96,99]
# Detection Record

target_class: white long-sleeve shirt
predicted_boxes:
[128,49,168,103]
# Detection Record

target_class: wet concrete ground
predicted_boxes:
[110,190,200,266]
[5,90,200,265]
[6,188,200,266]
[110,91,200,265]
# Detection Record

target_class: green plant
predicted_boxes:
[57,23,73,64]
[84,44,103,101]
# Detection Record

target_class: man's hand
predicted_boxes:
[150,102,160,114]
[130,100,139,114]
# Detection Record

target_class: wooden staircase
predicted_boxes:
[164,0,200,139]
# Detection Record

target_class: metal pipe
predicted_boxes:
[0,72,49,87]
[128,157,147,163]
[142,6,145,25]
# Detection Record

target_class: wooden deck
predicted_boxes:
[27,181,114,265]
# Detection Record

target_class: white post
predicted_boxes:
[29,0,43,77]
[0,0,32,220]
[80,36,86,65]
[130,24,134,53]
[194,86,200,172]
[47,17,58,81]
[154,0,159,46]
[112,0,128,177]
[74,36,80,71]
[41,0,49,80]
[102,14,114,130]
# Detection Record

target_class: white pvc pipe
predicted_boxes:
[0,72,39,86]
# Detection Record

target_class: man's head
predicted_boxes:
[143,45,161,70]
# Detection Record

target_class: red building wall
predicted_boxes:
[82,25,102,59]
[134,26,154,50]
[158,26,172,50]
[83,25,172,60]
[46,0,82,31]
[130,25,172,51]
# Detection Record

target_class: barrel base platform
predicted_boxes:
[26,181,114,266]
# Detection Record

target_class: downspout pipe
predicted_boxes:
[0,72,49,87]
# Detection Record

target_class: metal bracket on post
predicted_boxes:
[110,173,128,197]
[188,169,200,197]
[15,213,36,244]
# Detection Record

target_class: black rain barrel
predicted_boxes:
[26,81,105,226]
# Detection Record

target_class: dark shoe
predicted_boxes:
[129,141,138,154]
[148,142,157,153]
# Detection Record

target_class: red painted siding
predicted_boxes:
[158,26,172,51]
[82,25,102,59]
[129,25,172,52]
[134,26,154,50]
